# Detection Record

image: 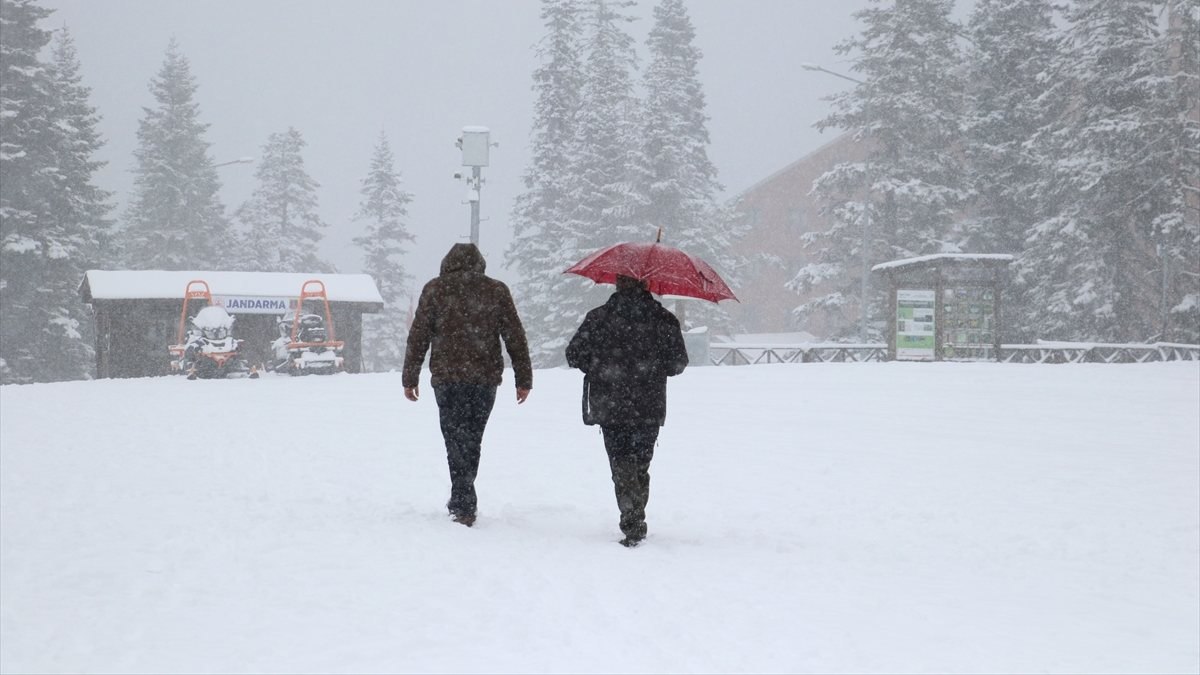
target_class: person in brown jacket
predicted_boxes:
[403,243,533,526]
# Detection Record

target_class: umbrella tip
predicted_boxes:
[656,227,662,243]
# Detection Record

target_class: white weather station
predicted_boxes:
[454,126,495,246]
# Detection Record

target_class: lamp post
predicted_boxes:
[213,156,255,169]
[801,62,872,342]
[801,62,864,86]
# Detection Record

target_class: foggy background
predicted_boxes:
[38,0,881,286]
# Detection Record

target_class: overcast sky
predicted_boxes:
[40,0,878,286]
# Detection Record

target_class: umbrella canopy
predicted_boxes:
[564,241,737,303]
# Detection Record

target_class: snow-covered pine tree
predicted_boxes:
[961,0,1059,257]
[122,39,231,271]
[961,0,1062,343]
[1020,0,1179,342]
[46,27,114,260]
[35,26,114,381]
[236,127,333,273]
[1,0,57,383]
[795,0,968,340]
[1154,0,1199,343]
[571,0,642,246]
[505,0,587,366]
[636,0,741,333]
[352,131,415,372]
[529,0,643,366]
[0,6,114,384]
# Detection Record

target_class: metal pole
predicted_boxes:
[1160,243,1169,341]
[470,166,481,246]
[860,99,871,342]
[861,197,870,342]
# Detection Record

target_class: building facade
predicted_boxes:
[728,132,867,338]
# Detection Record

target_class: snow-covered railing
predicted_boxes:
[997,342,1200,364]
[708,341,1200,365]
[709,343,888,365]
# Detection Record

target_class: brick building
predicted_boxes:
[728,132,867,337]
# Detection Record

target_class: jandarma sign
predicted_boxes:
[213,296,297,314]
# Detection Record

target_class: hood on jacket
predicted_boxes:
[440,243,486,275]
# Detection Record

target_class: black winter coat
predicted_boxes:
[565,285,688,427]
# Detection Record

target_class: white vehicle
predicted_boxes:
[167,280,256,380]
[269,280,345,376]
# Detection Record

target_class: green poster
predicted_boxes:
[896,289,935,360]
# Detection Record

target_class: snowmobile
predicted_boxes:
[181,305,257,379]
[168,280,256,380]
[168,279,213,375]
[269,280,345,376]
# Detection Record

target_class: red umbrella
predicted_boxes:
[564,235,737,303]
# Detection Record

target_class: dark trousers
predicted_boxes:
[601,425,660,539]
[433,383,497,517]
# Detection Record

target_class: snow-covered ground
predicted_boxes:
[2,362,1198,674]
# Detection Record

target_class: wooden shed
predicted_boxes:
[79,270,384,378]
[871,254,1014,362]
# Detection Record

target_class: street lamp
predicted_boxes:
[800,62,864,86]
[802,62,872,342]
[214,156,255,168]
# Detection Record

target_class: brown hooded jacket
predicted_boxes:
[402,243,533,390]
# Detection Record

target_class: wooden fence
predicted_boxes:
[708,342,1200,366]
[997,342,1200,364]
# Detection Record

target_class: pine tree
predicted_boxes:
[960,0,1062,343]
[505,0,588,366]
[352,132,415,372]
[1020,0,1177,341]
[37,26,114,381]
[122,39,230,270]
[571,0,642,244]
[1,0,57,383]
[637,0,741,333]
[1,5,113,384]
[236,127,333,273]
[795,0,968,340]
[961,0,1059,256]
[1155,0,1200,342]
[528,0,643,366]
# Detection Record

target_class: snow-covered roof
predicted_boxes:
[736,131,861,198]
[80,270,384,305]
[871,253,1015,273]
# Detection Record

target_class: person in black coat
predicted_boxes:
[566,275,688,547]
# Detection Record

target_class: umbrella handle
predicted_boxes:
[656,227,662,243]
